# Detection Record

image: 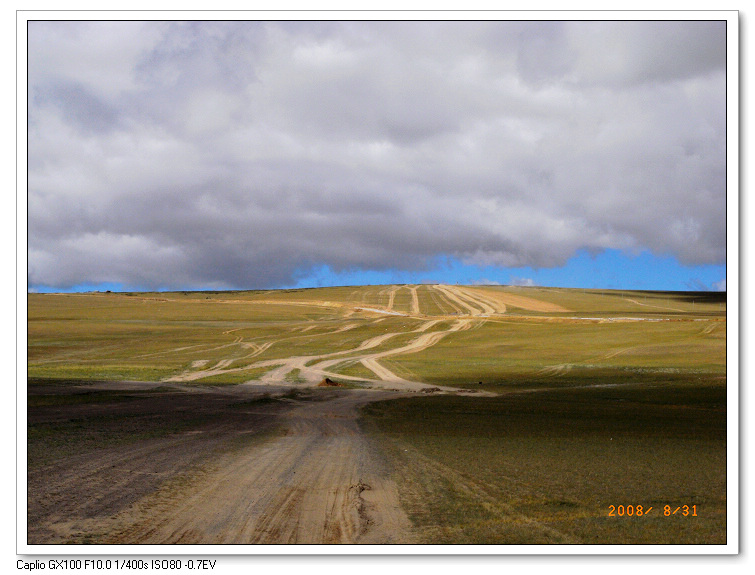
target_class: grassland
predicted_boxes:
[27,286,725,387]
[26,284,727,546]
[361,377,726,544]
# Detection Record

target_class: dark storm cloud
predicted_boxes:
[27,19,728,290]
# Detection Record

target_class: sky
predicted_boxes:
[25,18,729,293]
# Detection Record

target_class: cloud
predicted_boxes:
[509,277,538,287]
[568,21,726,88]
[27,20,727,290]
[685,277,727,292]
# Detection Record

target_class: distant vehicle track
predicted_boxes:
[163,285,510,389]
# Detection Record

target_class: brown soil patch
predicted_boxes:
[318,377,341,387]
[465,287,570,313]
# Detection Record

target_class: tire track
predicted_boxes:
[350,319,473,386]
[624,297,685,313]
[391,440,581,544]
[408,285,421,315]
[430,285,466,315]
[433,285,488,315]
[103,392,413,544]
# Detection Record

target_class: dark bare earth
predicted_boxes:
[27,375,726,546]
[27,379,411,544]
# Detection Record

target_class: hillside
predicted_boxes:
[27,284,726,391]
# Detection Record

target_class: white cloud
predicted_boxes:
[510,277,538,287]
[26,20,728,290]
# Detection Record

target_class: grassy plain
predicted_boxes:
[361,377,726,544]
[26,284,727,545]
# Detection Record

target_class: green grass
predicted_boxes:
[360,377,727,544]
[381,317,725,392]
[183,366,273,385]
[28,285,726,388]
[285,368,306,384]
[327,360,378,381]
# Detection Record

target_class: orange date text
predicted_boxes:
[607,504,698,517]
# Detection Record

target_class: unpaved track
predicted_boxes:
[251,318,488,393]
[161,285,566,386]
[103,390,413,544]
[383,285,400,312]
[623,297,685,313]
[344,319,475,388]
[394,439,580,544]
[408,285,420,315]
[435,285,494,316]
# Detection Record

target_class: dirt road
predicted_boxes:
[102,389,411,544]
[28,383,414,545]
[161,284,568,387]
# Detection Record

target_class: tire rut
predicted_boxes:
[102,391,413,544]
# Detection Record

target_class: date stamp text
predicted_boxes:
[608,504,698,517]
